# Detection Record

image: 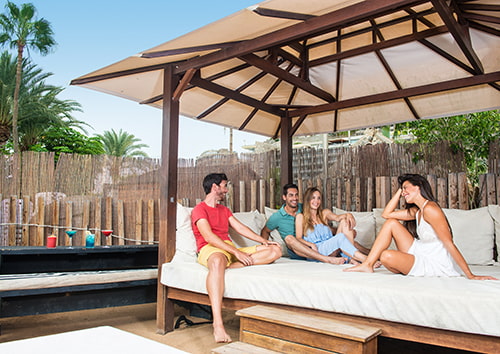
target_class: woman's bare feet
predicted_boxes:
[213,324,232,343]
[343,262,375,273]
[324,256,347,265]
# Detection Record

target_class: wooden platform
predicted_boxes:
[234,305,382,354]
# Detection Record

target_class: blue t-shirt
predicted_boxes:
[265,203,303,240]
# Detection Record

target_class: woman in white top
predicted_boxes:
[345,174,496,280]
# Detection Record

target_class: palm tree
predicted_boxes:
[0,51,84,151]
[0,1,56,153]
[97,129,149,157]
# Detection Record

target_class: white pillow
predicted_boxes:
[372,208,397,250]
[333,208,376,248]
[487,205,500,263]
[175,203,197,261]
[264,206,289,257]
[229,210,266,248]
[443,207,494,265]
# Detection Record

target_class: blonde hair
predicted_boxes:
[302,187,327,234]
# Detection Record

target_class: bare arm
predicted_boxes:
[261,226,272,240]
[381,188,417,220]
[322,209,356,229]
[424,204,497,280]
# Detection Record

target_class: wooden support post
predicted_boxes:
[355,177,361,212]
[240,181,246,212]
[227,181,234,211]
[94,197,101,246]
[105,197,113,246]
[478,174,487,207]
[259,179,266,213]
[366,177,374,211]
[82,200,90,247]
[458,172,469,210]
[9,195,17,246]
[345,179,352,211]
[448,173,458,209]
[157,64,180,334]
[326,178,332,210]
[65,201,73,246]
[437,178,447,208]
[117,200,125,246]
[298,179,304,203]
[269,178,275,210]
[136,199,143,245]
[22,196,30,246]
[52,199,60,244]
[486,173,496,206]
[36,196,45,246]
[148,199,155,244]
[251,180,257,211]
[336,178,342,209]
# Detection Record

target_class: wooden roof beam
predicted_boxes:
[288,71,500,118]
[239,53,334,102]
[431,0,484,73]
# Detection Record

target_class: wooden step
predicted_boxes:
[236,305,382,354]
[211,341,283,354]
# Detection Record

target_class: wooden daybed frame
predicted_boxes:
[160,286,500,353]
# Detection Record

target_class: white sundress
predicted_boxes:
[407,202,462,277]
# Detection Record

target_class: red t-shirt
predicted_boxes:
[191,202,233,252]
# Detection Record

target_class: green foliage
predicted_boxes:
[96,129,149,157]
[0,1,56,153]
[394,110,500,184]
[34,125,104,160]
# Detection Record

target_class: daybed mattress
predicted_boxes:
[0,268,158,291]
[161,258,500,337]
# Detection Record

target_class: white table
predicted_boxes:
[0,326,188,354]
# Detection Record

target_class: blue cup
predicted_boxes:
[85,234,95,248]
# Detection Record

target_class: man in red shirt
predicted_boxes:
[191,173,281,343]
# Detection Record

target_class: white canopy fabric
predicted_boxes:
[72,0,500,138]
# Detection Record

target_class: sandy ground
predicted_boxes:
[0,303,237,354]
[0,303,478,354]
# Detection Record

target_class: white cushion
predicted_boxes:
[229,210,266,248]
[264,207,289,257]
[487,205,500,263]
[175,203,197,261]
[373,208,398,250]
[443,207,494,265]
[332,208,376,248]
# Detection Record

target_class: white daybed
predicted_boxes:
[160,204,500,352]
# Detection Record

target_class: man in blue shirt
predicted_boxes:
[261,183,350,264]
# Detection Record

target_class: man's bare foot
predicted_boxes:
[324,256,347,265]
[343,263,374,273]
[213,324,232,343]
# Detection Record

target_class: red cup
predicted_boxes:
[47,235,57,248]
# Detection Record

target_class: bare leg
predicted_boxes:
[206,252,232,343]
[344,218,414,273]
[337,220,370,255]
[250,244,282,265]
[285,235,346,264]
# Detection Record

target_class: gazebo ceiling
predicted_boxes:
[71,0,500,139]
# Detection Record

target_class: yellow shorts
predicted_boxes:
[197,240,258,267]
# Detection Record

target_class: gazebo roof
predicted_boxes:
[71,0,500,139]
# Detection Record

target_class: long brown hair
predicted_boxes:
[398,174,438,239]
[302,187,328,234]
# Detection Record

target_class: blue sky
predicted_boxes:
[3,0,266,158]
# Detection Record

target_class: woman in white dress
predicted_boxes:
[344,174,496,280]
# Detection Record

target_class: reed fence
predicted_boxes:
[1,171,499,247]
[0,140,498,247]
